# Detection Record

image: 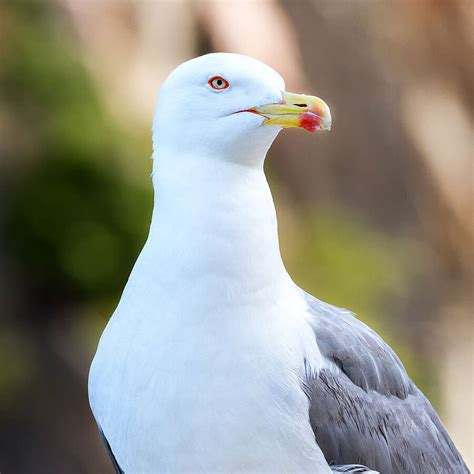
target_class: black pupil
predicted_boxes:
[216,79,223,86]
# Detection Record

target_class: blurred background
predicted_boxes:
[1,0,473,472]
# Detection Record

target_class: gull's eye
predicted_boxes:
[208,76,229,90]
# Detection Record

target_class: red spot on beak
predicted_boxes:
[299,112,321,132]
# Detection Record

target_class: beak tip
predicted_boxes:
[300,111,332,133]
[323,117,332,131]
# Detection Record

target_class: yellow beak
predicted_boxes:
[249,91,331,132]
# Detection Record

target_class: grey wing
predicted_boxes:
[98,426,124,474]
[304,293,469,474]
[330,464,378,473]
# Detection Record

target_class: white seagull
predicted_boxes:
[89,53,468,474]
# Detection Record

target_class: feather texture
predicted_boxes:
[304,294,468,474]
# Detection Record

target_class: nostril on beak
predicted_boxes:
[294,103,307,107]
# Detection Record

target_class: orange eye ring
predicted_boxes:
[208,76,229,90]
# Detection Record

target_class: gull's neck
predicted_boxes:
[141,149,289,305]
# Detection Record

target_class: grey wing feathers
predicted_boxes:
[304,293,469,474]
[98,426,124,474]
[331,464,378,473]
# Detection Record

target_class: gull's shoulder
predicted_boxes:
[303,292,412,398]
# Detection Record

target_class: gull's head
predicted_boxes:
[152,53,331,165]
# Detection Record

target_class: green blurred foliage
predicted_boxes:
[10,156,151,298]
[0,326,36,412]
[288,207,407,321]
[2,1,152,301]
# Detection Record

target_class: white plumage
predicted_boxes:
[90,53,332,472]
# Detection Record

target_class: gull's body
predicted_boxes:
[89,53,468,473]
[90,158,329,472]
